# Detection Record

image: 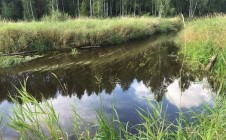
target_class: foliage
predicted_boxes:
[21,0,35,20]
[0,0,226,20]
[42,10,71,21]
[1,0,22,20]
[80,0,89,17]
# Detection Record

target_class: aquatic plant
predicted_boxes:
[71,48,78,57]
[0,54,41,68]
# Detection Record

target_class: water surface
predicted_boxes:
[0,35,215,139]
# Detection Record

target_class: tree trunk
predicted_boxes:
[56,0,59,11]
[106,0,108,17]
[61,0,65,12]
[119,0,121,16]
[206,55,218,71]
[29,0,34,20]
[103,0,106,16]
[159,2,164,18]
[73,0,76,17]
[77,0,80,17]
[189,0,192,17]
[98,0,100,17]
[90,0,92,17]
[110,0,113,17]
[134,0,136,16]
[152,0,153,15]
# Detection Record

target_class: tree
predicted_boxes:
[1,0,226,20]
[1,0,22,20]
[89,0,92,17]
[22,0,35,20]
[80,0,88,16]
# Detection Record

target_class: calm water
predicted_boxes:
[0,35,215,139]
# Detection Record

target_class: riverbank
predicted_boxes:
[176,16,226,139]
[178,16,226,91]
[0,17,182,54]
[0,17,182,68]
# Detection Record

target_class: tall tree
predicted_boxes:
[89,0,92,17]
[80,0,88,16]
[22,0,35,20]
[1,0,22,20]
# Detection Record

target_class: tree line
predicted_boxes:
[0,0,226,20]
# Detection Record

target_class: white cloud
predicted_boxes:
[165,79,215,108]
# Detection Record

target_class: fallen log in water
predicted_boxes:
[80,46,100,49]
[205,54,218,71]
[2,50,37,56]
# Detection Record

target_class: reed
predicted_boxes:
[6,83,226,140]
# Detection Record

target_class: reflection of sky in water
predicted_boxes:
[166,78,214,109]
[0,78,215,139]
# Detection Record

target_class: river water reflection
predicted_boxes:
[0,35,215,139]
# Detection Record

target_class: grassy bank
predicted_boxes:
[178,16,226,90]
[0,17,182,54]
[1,84,225,140]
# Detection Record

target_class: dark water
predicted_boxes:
[0,35,215,139]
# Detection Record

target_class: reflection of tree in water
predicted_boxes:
[0,40,197,102]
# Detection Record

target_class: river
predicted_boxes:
[0,34,215,139]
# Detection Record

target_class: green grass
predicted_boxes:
[177,16,226,90]
[71,48,78,57]
[9,81,67,139]
[2,82,225,140]
[0,17,182,54]
[0,53,42,68]
[0,114,2,139]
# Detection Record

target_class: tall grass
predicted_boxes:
[0,114,2,139]
[9,81,68,139]
[5,82,226,140]
[0,17,182,53]
[178,16,226,90]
